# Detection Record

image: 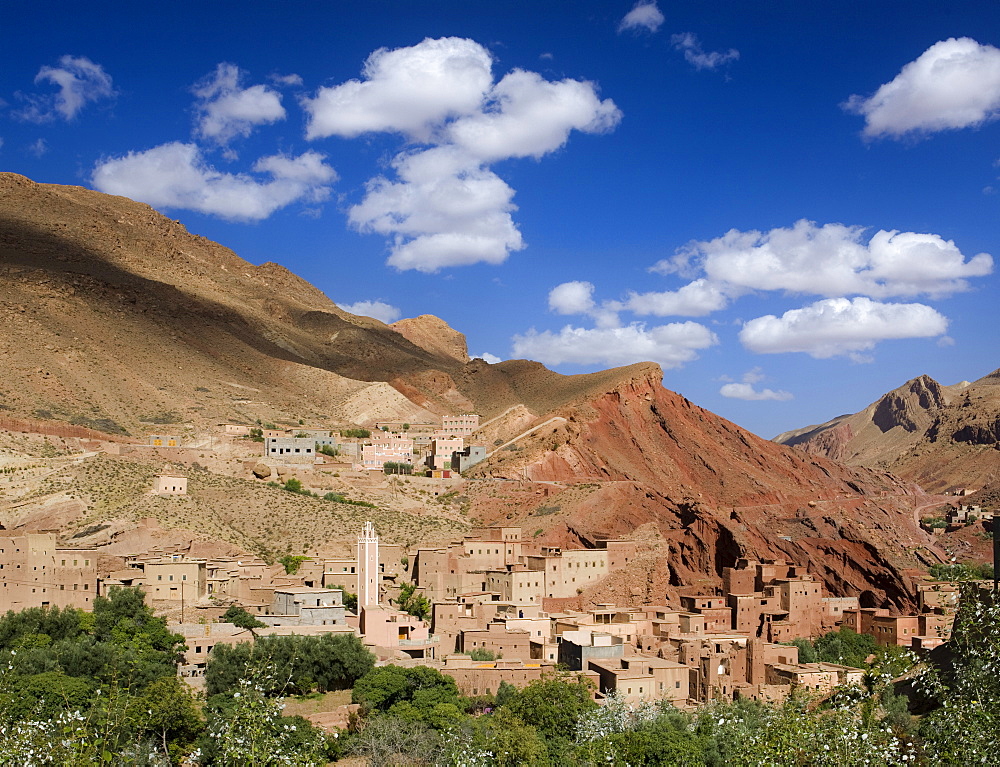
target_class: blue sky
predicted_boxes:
[3,1,1000,438]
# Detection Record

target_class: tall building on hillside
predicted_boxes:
[358,521,379,607]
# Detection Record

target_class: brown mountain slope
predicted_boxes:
[774,369,1000,492]
[0,173,760,432]
[0,174,939,609]
[465,364,936,609]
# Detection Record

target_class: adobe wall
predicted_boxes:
[0,415,135,443]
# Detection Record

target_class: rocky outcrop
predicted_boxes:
[466,366,932,610]
[872,375,947,433]
[391,315,470,364]
[777,368,1000,492]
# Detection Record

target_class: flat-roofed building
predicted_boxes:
[268,586,345,626]
[588,655,690,704]
[153,473,187,495]
[0,533,98,612]
[265,437,316,463]
[441,415,480,436]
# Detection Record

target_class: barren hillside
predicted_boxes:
[0,174,948,608]
[775,369,1000,493]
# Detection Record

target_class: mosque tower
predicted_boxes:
[358,520,379,607]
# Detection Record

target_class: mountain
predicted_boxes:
[775,370,1000,493]
[0,173,942,609]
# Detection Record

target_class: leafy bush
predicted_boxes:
[396,582,431,621]
[279,555,309,575]
[340,428,371,439]
[206,634,375,697]
[928,562,994,581]
[221,605,266,630]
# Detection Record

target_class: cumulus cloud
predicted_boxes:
[92,142,336,221]
[657,219,992,299]
[549,281,596,314]
[337,300,401,323]
[671,33,740,71]
[193,63,286,143]
[476,352,502,364]
[719,368,792,401]
[720,383,793,401]
[348,147,523,272]
[17,55,114,122]
[739,297,949,359]
[308,37,620,272]
[512,321,717,369]
[618,2,665,34]
[548,280,625,328]
[621,278,729,317]
[845,37,1000,139]
[303,37,494,141]
[446,69,621,162]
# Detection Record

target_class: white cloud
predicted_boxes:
[547,280,623,328]
[549,281,596,314]
[337,300,401,323]
[271,73,303,87]
[348,147,523,272]
[447,69,621,162]
[720,383,793,401]
[477,352,502,364]
[303,37,494,141]
[618,2,665,34]
[739,296,949,359]
[671,33,740,71]
[322,37,620,272]
[193,63,286,143]
[719,367,792,400]
[621,278,729,317]
[512,321,717,369]
[741,367,765,384]
[845,38,1000,139]
[658,219,992,299]
[28,138,48,157]
[92,142,336,221]
[18,55,115,122]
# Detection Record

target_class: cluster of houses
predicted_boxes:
[249,414,487,477]
[0,518,966,706]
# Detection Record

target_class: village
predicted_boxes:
[0,413,972,728]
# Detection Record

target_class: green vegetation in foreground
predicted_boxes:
[1,584,998,764]
[927,561,995,581]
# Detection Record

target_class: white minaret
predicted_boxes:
[358,520,379,607]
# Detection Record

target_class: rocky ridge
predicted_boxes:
[775,369,1000,493]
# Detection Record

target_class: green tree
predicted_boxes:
[206,634,374,697]
[918,584,1000,763]
[201,672,332,766]
[813,627,878,668]
[139,676,204,763]
[352,665,461,726]
[220,605,266,630]
[504,673,597,745]
[278,554,309,574]
[396,582,431,621]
